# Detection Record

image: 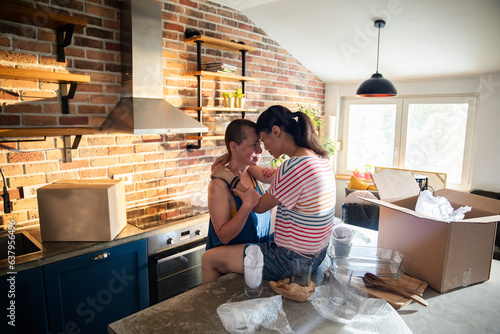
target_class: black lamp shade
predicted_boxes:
[356,73,397,97]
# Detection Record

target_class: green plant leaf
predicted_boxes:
[269,104,336,167]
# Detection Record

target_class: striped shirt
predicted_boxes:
[268,156,336,254]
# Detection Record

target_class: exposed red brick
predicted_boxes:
[86,3,116,19]
[8,151,45,163]
[23,115,58,126]
[59,116,89,125]
[78,168,107,179]
[180,0,198,9]
[0,0,326,229]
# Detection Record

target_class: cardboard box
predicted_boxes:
[368,170,500,292]
[37,179,127,242]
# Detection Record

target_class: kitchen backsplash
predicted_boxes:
[0,0,325,230]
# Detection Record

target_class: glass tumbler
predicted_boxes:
[329,264,352,305]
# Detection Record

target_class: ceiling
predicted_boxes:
[210,0,500,84]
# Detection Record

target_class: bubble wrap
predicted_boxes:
[244,245,264,289]
[310,278,413,334]
[217,295,293,334]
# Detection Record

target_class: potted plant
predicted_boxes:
[353,168,364,179]
[364,163,373,180]
[234,88,245,108]
[222,92,234,108]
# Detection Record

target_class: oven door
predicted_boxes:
[148,238,206,305]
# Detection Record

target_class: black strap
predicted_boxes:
[211,176,230,188]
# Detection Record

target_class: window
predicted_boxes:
[339,96,477,190]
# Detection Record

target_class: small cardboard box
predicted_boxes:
[368,170,500,292]
[37,179,127,242]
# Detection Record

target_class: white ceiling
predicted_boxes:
[210,0,500,84]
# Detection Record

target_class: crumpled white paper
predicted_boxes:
[415,190,471,222]
[310,278,413,334]
[244,245,264,289]
[217,295,293,334]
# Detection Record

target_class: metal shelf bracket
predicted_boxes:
[61,81,78,114]
[63,134,82,163]
[57,24,75,63]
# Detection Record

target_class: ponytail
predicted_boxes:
[256,105,328,158]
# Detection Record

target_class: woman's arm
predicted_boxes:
[248,166,277,184]
[208,179,260,244]
[242,191,280,214]
[212,165,280,213]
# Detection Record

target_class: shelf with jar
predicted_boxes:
[183,30,257,150]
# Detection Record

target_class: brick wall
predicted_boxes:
[0,0,325,230]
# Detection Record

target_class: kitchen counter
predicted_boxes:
[0,213,210,277]
[107,229,500,334]
[108,260,500,334]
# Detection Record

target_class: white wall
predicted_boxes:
[326,72,500,216]
[471,72,500,192]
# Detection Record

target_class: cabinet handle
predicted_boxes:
[92,252,110,261]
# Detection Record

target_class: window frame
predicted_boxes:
[338,95,478,190]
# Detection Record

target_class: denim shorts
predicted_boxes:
[244,241,327,282]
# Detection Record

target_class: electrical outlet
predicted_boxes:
[113,173,134,185]
[23,184,46,199]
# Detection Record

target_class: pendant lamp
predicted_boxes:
[356,19,397,97]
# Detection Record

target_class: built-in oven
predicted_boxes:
[147,221,209,305]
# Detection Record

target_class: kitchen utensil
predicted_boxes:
[363,273,428,307]
[363,274,428,309]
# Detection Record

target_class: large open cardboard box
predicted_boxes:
[37,179,127,242]
[367,170,500,292]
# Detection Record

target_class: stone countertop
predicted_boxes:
[108,273,345,334]
[0,213,210,277]
[108,261,500,334]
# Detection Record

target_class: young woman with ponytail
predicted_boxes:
[202,105,336,284]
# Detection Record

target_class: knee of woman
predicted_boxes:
[201,249,213,265]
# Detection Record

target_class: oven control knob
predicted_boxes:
[195,229,203,236]
[166,237,176,245]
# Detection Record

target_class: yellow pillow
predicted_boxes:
[367,184,378,191]
[348,176,369,190]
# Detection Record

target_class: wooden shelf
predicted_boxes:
[183,107,258,112]
[184,35,256,52]
[0,3,87,30]
[184,33,256,150]
[0,68,90,83]
[0,127,99,138]
[186,135,225,141]
[185,71,257,82]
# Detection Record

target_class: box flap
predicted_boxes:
[363,197,500,223]
[371,170,421,201]
[436,189,500,215]
[363,197,441,220]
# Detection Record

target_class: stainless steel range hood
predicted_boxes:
[100,0,207,135]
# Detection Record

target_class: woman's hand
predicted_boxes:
[262,167,278,179]
[233,188,260,209]
[211,152,230,171]
[211,164,235,183]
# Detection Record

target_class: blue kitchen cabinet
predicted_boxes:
[0,267,48,334]
[43,239,149,333]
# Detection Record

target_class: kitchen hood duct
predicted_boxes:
[100,0,207,135]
